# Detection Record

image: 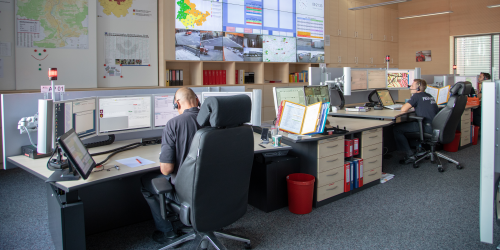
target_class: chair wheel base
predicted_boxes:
[456,165,463,169]
[413,163,419,168]
[245,243,252,249]
[438,166,444,172]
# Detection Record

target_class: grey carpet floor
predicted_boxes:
[1,143,500,250]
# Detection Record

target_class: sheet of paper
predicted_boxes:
[279,101,306,134]
[116,156,155,168]
[0,42,11,56]
[425,86,438,102]
[301,102,321,134]
[437,85,450,104]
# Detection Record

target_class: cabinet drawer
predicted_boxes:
[318,154,344,173]
[318,136,343,144]
[461,119,470,130]
[318,167,344,187]
[318,139,344,158]
[361,130,382,147]
[362,127,382,135]
[363,167,382,185]
[462,109,471,119]
[317,181,343,202]
[461,135,470,146]
[461,128,470,137]
[360,142,382,159]
[363,155,382,172]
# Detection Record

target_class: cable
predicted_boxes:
[90,142,142,157]
[22,126,36,148]
[95,143,141,166]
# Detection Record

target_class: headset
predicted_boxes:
[413,79,422,91]
[173,88,200,110]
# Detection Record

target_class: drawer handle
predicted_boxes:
[368,160,377,163]
[369,148,378,151]
[327,145,338,148]
[327,158,339,162]
[368,172,378,176]
[369,135,378,138]
[327,172,339,177]
[327,186,338,191]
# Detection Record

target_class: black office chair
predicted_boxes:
[152,95,254,250]
[404,81,472,172]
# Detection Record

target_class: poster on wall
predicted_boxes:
[416,50,431,62]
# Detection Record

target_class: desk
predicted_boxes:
[269,117,393,207]
[8,133,290,250]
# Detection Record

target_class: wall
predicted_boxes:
[398,0,500,75]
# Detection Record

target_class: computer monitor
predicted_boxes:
[97,95,152,135]
[57,128,97,180]
[201,92,253,124]
[273,87,306,115]
[376,89,395,106]
[153,93,202,129]
[304,86,330,105]
[54,97,97,143]
[387,69,415,88]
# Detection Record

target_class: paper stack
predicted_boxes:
[380,172,395,183]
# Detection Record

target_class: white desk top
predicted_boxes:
[8,133,290,192]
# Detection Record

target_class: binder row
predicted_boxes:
[203,70,227,85]
[344,158,364,192]
[165,69,183,86]
[289,70,308,83]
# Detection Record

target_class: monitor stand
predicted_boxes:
[46,161,81,183]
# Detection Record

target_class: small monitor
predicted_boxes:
[153,94,179,129]
[57,128,97,180]
[376,89,395,106]
[273,87,306,114]
[54,97,97,143]
[304,86,330,105]
[97,95,152,135]
[201,92,253,124]
[387,69,415,88]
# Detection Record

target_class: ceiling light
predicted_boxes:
[349,0,411,10]
[398,11,453,20]
[487,4,500,8]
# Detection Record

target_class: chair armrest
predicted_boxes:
[152,177,173,220]
[152,177,173,195]
[432,129,440,143]
[408,115,424,141]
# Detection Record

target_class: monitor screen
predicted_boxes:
[153,93,201,128]
[58,129,96,180]
[263,35,297,62]
[387,69,415,88]
[97,95,152,135]
[54,97,96,141]
[273,87,306,114]
[376,89,395,106]
[304,86,329,105]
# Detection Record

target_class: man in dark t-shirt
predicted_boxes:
[394,79,439,163]
[140,87,201,244]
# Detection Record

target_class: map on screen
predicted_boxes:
[263,35,296,62]
[175,0,222,31]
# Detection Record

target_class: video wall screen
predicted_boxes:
[175,0,324,62]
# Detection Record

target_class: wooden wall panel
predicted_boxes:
[450,0,500,36]
[398,0,450,18]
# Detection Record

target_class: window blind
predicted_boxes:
[455,35,492,76]
[493,35,499,80]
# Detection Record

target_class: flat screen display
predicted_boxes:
[296,38,324,63]
[387,70,415,88]
[273,87,306,114]
[304,86,329,105]
[58,129,96,180]
[175,0,223,31]
[54,98,97,140]
[376,89,395,106]
[97,95,152,135]
[263,35,296,62]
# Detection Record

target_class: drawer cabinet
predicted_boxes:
[317,181,343,202]
[318,137,344,158]
[363,154,382,172]
[317,167,344,187]
[318,153,344,173]
[316,136,345,202]
[361,142,383,159]
[460,108,472,146]
[364,167,382,184]
[361,128,383,147]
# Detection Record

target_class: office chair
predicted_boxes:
[404,81,472,172]
[151,95,254,250]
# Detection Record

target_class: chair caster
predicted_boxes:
[448,160,453,163]
[244,243,252,249]
[413,163,419,168]
[438,166,444,172]
[456,165,463,169]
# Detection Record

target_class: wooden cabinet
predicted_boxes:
[391,9,399,43]
[370,7,379,41]
[338,0,348,38]
[347,1,356,38]
[460,109,472,146]
[362,7,371,40]
[348,38,356,64]
[355,1,364,39]
[330,36,340,63]
[383,8,391,42]
[339,37,348,64]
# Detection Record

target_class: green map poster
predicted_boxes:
[16,0,89,49]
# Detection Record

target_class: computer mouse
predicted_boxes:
[374,105,384,110]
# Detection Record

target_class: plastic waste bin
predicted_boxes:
[286,173,315,214]
[443,131,461,152]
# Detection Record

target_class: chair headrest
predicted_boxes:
[451,81,472,95]
[197,95,252,127]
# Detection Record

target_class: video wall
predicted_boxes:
[174,0,325,63]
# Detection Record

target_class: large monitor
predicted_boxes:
[376,89,395,106]
[304,86,330,105]
[153,93,202,129]
[273,87,306,114]
[97,95,152,135]
[57,128,97,180]
[54,97,97,142]
[387,69,415,88]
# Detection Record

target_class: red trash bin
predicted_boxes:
[443,131,461,152]
[472,126,479,145]
[286,173,315,214]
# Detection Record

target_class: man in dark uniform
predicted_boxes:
[394,79,439,163]
[468,72,490,127]
[140,87,201,244]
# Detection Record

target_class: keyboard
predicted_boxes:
[385,104,403,110]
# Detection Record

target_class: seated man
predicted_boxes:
[140,87,201,244]
[394,79,439,163]
[468,72,490,127]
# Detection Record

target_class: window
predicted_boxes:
[454,34,499,80]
